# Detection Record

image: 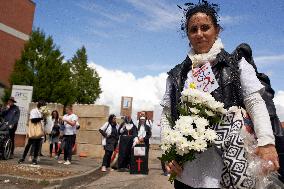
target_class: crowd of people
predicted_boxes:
[0,98,79,166]
[0,98,153,173]
[99,112,152,173]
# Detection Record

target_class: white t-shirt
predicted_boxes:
[100,122,112,137]
[29,108,42,119]
[63,113,78,135]
[100,122,119,146]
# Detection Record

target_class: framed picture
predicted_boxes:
[123,97,132,108]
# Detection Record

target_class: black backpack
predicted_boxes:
[232,43,284,136]
[232,44,284,181]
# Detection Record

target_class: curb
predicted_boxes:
[0,165,101,189]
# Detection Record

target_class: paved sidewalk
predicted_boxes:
[76,159,174,189]
[0,147,101,189]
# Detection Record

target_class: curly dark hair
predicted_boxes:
[179,0,222,37]
[37,100,46,108]
[108,114,116,124]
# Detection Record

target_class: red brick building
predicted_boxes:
[0,0,35,89]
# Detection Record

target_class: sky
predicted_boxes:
[32,0,284,134]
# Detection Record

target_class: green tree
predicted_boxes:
[5,28,76,105]
[70,46,101,104]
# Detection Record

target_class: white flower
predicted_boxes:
[176,137,189,152]
[162,86,226,164]
[39,106,51,118]
[204,129,217,142]
[176,148,187,156]
[174,116,193,129]
[160,144,171,153]
[189,107,200,114]
[217,107,227,114]
[227,106,239,113]
[205,109,215,116]
[193,138,208,152]
[186,141,195,150]
[193,116,209,128]
[161,127,175,145]
[191,130,205,140]
[174,116,196,137]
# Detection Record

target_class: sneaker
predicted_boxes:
[18,159,24,164]
[63,160,71,165]
[54,155,59,160]
[58,160,64,164]
[32,160,38,165]
[101,166,107,172]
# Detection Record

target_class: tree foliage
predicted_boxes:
[5,28,75,105]
[4,29,102,105]
[69,46,101,104]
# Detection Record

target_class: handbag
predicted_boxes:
[28,121,44,139]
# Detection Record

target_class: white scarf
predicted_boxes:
[188,38,224,67]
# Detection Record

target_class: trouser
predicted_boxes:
[30,137,44,156]
[72,134,76,147]
[50,143,58,155]
[174,180,220,189]
[63,135,73,161]
[57,138,66,157]
[102,149,113,168]
[22,138,41,161]
[8,128,16,155]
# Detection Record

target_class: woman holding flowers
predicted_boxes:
[161,1,280,188]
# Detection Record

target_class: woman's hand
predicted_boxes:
[255,144,279,173]
[165,160,183,177]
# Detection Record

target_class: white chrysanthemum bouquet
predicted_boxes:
[159,86,226,183]
[39,106,51,119]
[39,105,53,133]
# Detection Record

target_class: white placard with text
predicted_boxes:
[11,85,33,134]
[192,62,219,93]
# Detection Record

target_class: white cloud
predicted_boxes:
[88,62,167,136]
[77,1,130,23]
[274,91,284,122]
[126,0,181,31]
[220,15,244,25]
[90,29,110,38]
[88,62,284,135]
[255,54,284,65]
